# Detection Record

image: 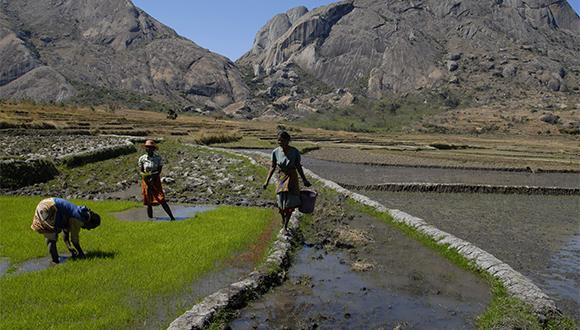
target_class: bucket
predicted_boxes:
[299,190,318,214]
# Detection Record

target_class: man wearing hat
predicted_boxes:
[138,139,175,220]
[31,198,101,264]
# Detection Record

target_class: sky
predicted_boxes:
[133,0,580,61]
[132,1,336,61]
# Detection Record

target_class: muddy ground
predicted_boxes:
[0,135,130,160]
[302,157,580,188]
[228,184,491,329]
[5,141,274,208]
[359,190,580,320]
[300,151,578,321]
[306,146,580,172]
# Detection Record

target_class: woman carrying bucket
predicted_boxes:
[263,131,312,232]
[138,139,175,221]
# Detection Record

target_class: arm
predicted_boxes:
[63,230,78,258]
[295,151,311,187]
[70,222,85,258]
[263,160,277,189]
[296,165,311,187]
[46,238,59,264]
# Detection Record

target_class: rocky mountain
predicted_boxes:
[0,0,249,109]
[237,0,580,123]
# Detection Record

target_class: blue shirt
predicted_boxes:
[53,198,89,229]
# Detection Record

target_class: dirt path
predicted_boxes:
[228,194,491,329]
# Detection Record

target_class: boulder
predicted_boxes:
[547,78,561,92]
[539,113,560,125]
[222,101,252,116]
[295,103,318,113]
[337,92,356,108]
[447,61,459,72]
[448,53,462,61]
[502,64,518,78]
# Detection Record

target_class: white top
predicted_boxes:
[138,153,164,173]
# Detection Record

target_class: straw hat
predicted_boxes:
[144,139,157,149]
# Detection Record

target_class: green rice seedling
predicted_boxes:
[0,196,277,329]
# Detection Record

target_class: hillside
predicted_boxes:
[237,0,580,133]
[0,0,249,111]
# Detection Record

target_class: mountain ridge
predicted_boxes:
[0,0,249,110]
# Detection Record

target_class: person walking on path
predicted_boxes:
[31,198,101,264]
[263,131,311,232]
[138,139,175,221]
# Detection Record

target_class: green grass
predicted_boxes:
[346,199,576,330]
[0,196,277,329]
[296,91,467,133]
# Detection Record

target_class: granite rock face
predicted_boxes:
[239,0,580,98]
[0,0,250,107]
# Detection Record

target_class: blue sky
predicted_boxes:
[132,1,336,61]
[133,0,580,61]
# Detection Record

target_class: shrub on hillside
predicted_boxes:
[194,131,242,145]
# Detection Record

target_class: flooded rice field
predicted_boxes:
[230,210,490,329]
[302,157,580,188]
[355,191,579,318]
[114,205,216,222]
[303,155,579,319]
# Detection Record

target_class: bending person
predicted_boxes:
[263,131,311,232]
[138,139,175,220]
[31,198,101,264]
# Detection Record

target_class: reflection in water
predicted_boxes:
[156,206,216,221]
[0,258,9,276]
[114,205,217,222]
[543,235,580,307]
[231,247,485,329]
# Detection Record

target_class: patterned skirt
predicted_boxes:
[31,198,57,233]
[276,169,301,210]
[142,175,166,206]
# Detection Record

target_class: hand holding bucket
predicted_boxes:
[299,190,318,214]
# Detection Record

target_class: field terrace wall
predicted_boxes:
[236,150,560,319]
[0,159,58,189]
[0,137,136,189]
[56,140,136,168]
[168,213,301,330]
[309,158,580,174]
[304,169,560,319]
[338,182,580,196]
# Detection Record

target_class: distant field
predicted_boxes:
[1,101,578,171]
[0,196,277,329]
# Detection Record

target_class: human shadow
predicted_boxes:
[73,250,116,261]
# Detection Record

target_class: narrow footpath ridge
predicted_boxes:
[338,182,580,196]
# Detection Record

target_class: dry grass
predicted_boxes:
[334,226,373,247]
[194,130,242,145]
[351,260,375,272]
[1,102,578,171]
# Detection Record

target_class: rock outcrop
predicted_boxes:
[239,0,580,100]
[0,0,250,108]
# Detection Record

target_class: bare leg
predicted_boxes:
[283,209,293,231]
[46,238,59,264]
[161,202,176,221]
[278,209,285,225]
[283,214,291,231]
[147,205,153,219]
